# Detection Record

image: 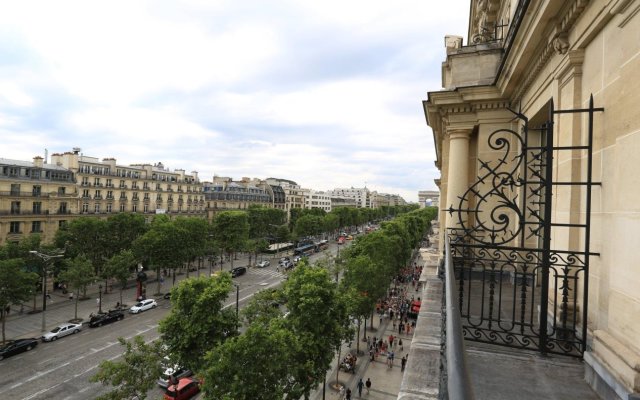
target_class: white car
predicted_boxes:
[129,299,157,314]
[257,260,270,268]
[157,364,193,388]
[41,322,83,342]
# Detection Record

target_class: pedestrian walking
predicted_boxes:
[389,334,395,348]
[339,385,345,400]
[401,355,407,372]
[399,322,404,335]
[346,387,352,400]
[365,378,371,394]
[68,292,74,301]
[399,338,403,351]
[357,378,364,397]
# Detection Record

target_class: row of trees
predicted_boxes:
[0,204,418,343]
[90,206,437,399]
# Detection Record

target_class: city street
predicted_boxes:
[0,242,345,400]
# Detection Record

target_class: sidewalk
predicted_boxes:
[2,250,291,341]
[310,298,414,399]
[2,264,222,341]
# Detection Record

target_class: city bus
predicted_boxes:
[293,243,317,256]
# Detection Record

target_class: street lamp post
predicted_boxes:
[29,250,64,332]
[98,284,103,313]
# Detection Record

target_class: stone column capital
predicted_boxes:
[447,128,473,141]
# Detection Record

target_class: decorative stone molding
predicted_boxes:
[553,32,570,55]
[511,0,590,103]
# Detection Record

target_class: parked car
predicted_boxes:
[283,260,295,271]
[279,257,290,264]
[163,376,201,400]
[0,338,38,360]
[41,322,82,342]
[157,364,193,388]
[231,266,247,277]
[89,309,125,328]
[257,260,270,268]
[129,299,157,314]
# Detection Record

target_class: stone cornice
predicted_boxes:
[509,0,591,103]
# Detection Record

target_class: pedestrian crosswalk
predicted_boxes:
[248,268,286,279]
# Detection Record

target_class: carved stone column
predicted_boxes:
[445,128,473,229]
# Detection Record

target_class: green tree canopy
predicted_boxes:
[159,273,237,373]
[59,255,95,319]
[0,258,38,342]
[202,321,299,400]
[90,335,163,400]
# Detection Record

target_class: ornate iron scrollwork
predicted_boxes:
[448,97,603,357]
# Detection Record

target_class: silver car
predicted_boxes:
[129,299,157,314]
[41,322,83,342]
[257,260,270,268]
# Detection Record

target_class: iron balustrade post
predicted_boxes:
[444,239,475,400]
[539,100,555,354]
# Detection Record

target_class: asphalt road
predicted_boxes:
[0,241,346,400]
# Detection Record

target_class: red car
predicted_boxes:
[337,236,346,245]
[163,376,201,400]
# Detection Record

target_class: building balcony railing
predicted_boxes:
[56,210,72,215]
[0,210,50,216]
[55,192,78,198]
[0,191,51,198]
[441,238,475,400]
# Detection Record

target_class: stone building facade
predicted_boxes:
[425,0,640,398]
[305,190,332,212]
[203,176,272,220]
[51,151,205,219]
[0,157,77,245]
[0,150,205,245]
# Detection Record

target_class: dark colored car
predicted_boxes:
[163,376,201,400]
[0,338,38,360]
[89,309,125,328]
[231,266,247,277]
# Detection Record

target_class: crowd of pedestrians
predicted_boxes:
[340,262,423,397]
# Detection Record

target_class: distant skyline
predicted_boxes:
[0,1,470,202]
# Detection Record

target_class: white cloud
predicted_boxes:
[0,0,471,202]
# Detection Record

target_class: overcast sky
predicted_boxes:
[0,0,469,202]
